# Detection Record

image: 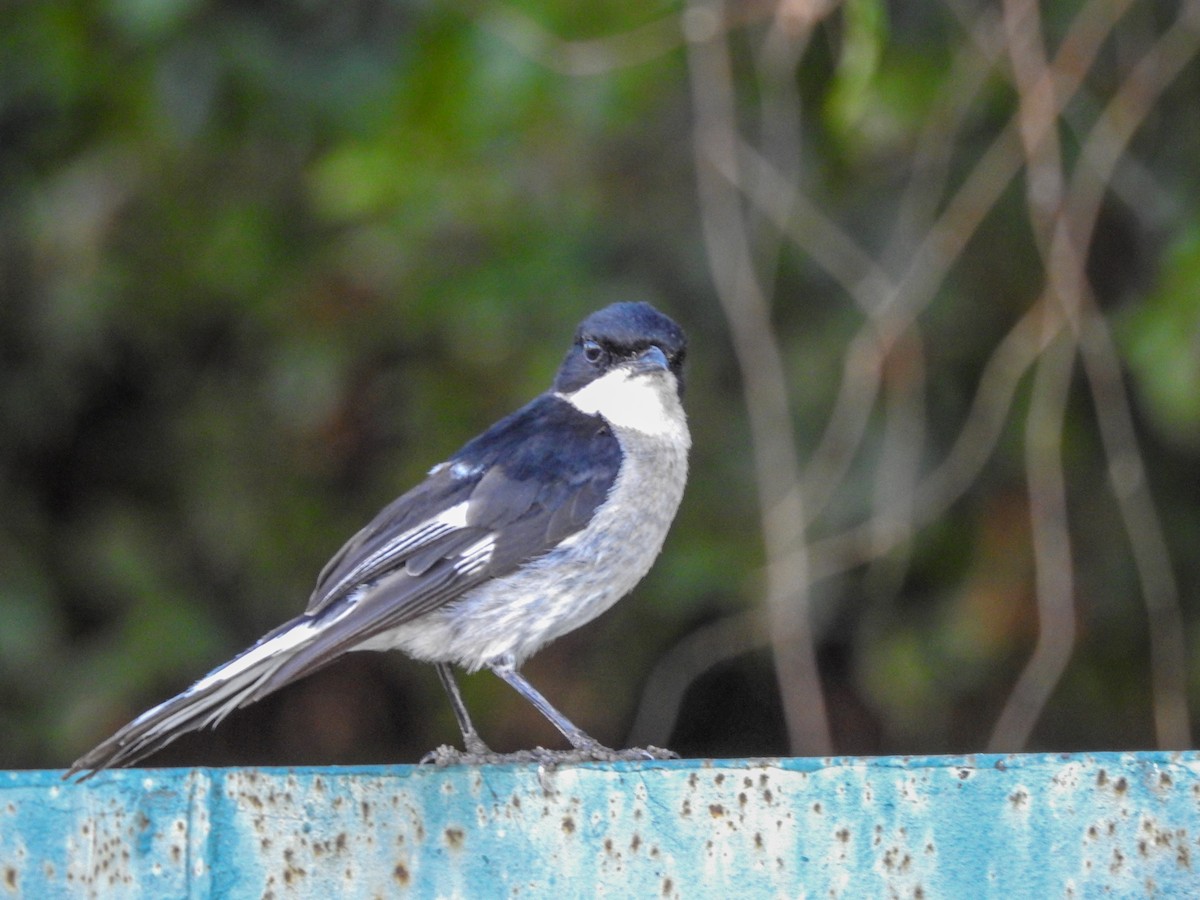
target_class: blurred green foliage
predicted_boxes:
[2,0,1199,770]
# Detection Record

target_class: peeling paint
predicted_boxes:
[1,754,1198,896]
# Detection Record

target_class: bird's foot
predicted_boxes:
[420,743,679,766]
[564,744,680,763]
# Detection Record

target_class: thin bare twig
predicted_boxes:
[989,323,1078,750]
[685,0,831,755]
[984,0,1080,751]
[1062,2,1200,746]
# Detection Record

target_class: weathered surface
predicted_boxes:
[3,753,1197,897]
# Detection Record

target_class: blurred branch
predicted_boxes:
[809,300,1056,578]
[808,0,1158,571]
[685,0,832,755]
[476,1,787,76]
[660,0,1118,749]
[990,323,1077,750]
[1064,2,1200,747]
[862,330,927,600]
[882,1,1007,275]
[985,0,1078,751]
[988,0,1198,749]
[476,6,686,75]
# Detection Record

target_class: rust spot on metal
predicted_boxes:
[883,847,912,873]
[1114,777,1129,795]
[680,799,692,818]
[444,828,464,849]
[5,867,17,891]
[1159,772,1173,789]
[630,834,642,853]
[762,789,774,804]
[1009,789,1029,810]
[603,838,614,855]
[687,773,698,788]
[394,863,410,885]
[662,877,673,895]
[836,828,850,843]
[754,832,764,849]
[738,792,748,808]
[812,801,822,814]
[562,816,576,835]
[709,804,725,819]
[282,848,306,885]
[715,773,725,786]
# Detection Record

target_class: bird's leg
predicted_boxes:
[488,655,610,754]
[426,657,679,766]
[435,662,493,756]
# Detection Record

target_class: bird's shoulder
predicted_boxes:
[451,392,622,487]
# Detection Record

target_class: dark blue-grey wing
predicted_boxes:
[306,393,621,620]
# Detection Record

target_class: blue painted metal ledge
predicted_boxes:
[2,753,1198,897]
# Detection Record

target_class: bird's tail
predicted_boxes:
[66,611,340,780]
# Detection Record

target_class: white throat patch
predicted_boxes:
[558,367,688,441]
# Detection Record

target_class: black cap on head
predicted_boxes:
[554,302,687,395]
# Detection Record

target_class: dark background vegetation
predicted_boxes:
[3,0,1199,770]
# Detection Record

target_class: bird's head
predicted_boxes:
[553,302,688,439]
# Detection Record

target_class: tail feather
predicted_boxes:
[66,613,326,780]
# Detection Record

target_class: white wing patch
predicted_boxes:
[453,534,495,575]
[327,500,472,597]
[450,461,482,480]
[427,460,483,480]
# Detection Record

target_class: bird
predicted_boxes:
[67,301,690,778]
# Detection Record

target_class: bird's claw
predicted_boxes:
[420,743,679,766]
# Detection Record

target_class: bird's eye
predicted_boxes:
[582,340,606,364]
